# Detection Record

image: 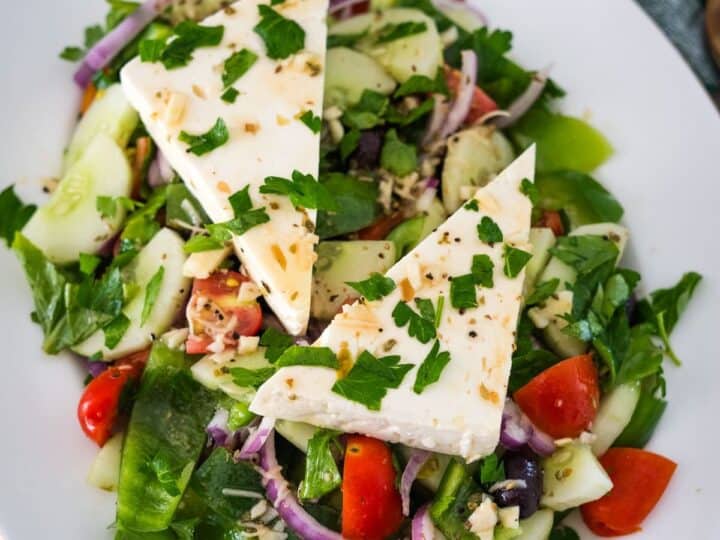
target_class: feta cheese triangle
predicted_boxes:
[120,0,329,335]
[251,147,536,461]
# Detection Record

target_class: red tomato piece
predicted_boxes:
[185,270,263,354]
[514,354,600,438]
[357,212,406,241]
[581,448,677,536]
[78,366,134,446]
[342,435,404,540]
[444,66,498,124]
[536,210,565,237]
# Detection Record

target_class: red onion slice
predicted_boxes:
[237,416,276,459]
[528,426,556,456]
[400,448,431,516]
[411,504,437,540]
[438,50,478,139]
[422,94,451,146]
[494,66,551,129]
[260,431,343,540]
[86,360,108,378]
[328,0,368,17]
[74,0,173,87]
[207,408,231,447]
[148,149,174,187]
[501,399,556,456]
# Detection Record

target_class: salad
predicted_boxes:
[2,0,704,538]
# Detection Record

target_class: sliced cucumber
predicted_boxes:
[441,126,515,213]
[438,4,486,32]
[87,431,124,492]
[420,198,448,238]
[325,47,397,108]
[524,228,557,295]
[528,290,587,358]
[73,228,190,359]
[311,240,396,319]
[398,445,451,492]
[182,246,232,279]
[23,133,132,263]
[276,420,319,453]
[514,508,554,540]
[591,382,641,456]
[191,349,271,402]
[541,443,613,511]
[330,9,444,83]
[64,84,139,169]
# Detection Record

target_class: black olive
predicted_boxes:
[351,129,384,170]
[493,450,543,519]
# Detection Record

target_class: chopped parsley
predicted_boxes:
[375,21,427,44]
[550,235,619,275]
[341,90,389,130]
[220,87,240,103]
[331,351,413,410]
[380,129,417,176]
[471,254,494,288]
[503,245,533,278]
[450,274,478,309]
[139,39,166,62]
[413,340,451,394]
[477,216,503,244]
[327,31,367,49]
[274,346,339,368]
[253,5,305,60]
[260,327,294,362]
[479,453,505,485]
[79,253,102,276]
[346,273,396,301]
[222,48,258,87]
[230,367,276,388]
[339,129,361,161]
[394,73,446,98]
[141,266,165,325]
[60,46,85,62]
[392,301,436,343]
[179,118,229,156]
[464,199,479,211]
[299,429,342,500]
[183,235,225,253]
[104,313,130,349]
[260,170,337,210]
[299,110,322,134]
[161,21,225,70]
[0,185,36,246]
[525,278,560,306]
[520,178,539,205]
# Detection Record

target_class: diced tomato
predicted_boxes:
[78,350,149,447]
[357,212,405,241]
[185,270,263,354]
[514,354,600,438]
[581,448,677,536]
[444,65,498,125]
[342,435,404,540]
[536,210,565,237]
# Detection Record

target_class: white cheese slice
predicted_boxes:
[120,0,328,335]
[251,147,535,461]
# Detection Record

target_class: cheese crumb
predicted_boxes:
[466,495,498,540]
[237,336,260,355]
[238,281,262,303]
[498,506,520,529]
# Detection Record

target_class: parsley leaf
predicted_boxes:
[148,451,184,497]
[380,129,417,176]
[299,429,342,500]
[161,21,225,69]
[260,170,337,210]
[79,253,102,276]
[394,73,445,98]
[450,274,478,309]
[346,273,396,301]
[104,313,130,349]
[229,367,276,388]
[275,346,339,368]
[222,48,258,87]
[413,340,451,393]
[315,173,379,239]
[339,129,361,161]
[520,178,539,205]
[260,327,295,362]
[525,278,560,306]
[464,199,479,211]
[141,266,164,325]
[385,97,434,126]
[375,21,427,44]
[479,453,505,485]
[221,87,240,103]
[327,31,367,49]
[509,349,559,392]
[84,24,104,47]
[341,90,389,130]
[392,301,436,343]
[96,195,118,218]
[139,39,166,62]
[331,351,413,410]
[471,254,494,288]
[299,110,322,133]
[206,208,270,240]
[503,245,533,278]
[254,5,305,60]
[60,46,85,61]
[477,216,503,244]
[183,235,225,253]
[0,185,36,246]
[550,235,619,275]
[179,118,229,156]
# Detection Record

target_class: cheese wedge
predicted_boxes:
[251,147,535,461]
[120,0,328,335]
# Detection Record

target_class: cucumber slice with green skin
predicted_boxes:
[524,228,557,296]
[438,5,486,32]
[420,197,448,239]
[591,381,641,456]
[87,431,124,492]
[528,290,587,358]
[329,9,444,83]
[311,240,396,319]
[64,84,139,170]
[441,126,515,213]
[275,420,319,453]
[190,349,271,402]
[73,228,190,360]
[513,508,554,540]
[541,443,613,511]
[23,133,132,264]
[325,47,397,108]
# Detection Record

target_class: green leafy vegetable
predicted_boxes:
[60,46,85,61]
[260,327,294,362]
[471,254,494,288]
[450,274,478,309]
[509,349,559,392]
[141,266,164,325]
[166,183,210,229]
[229,367,276,388]
[316,173,379,239]
[327,31,367,49]
[550,235,619,275]
[183,235,225,253]
[78,253,102,276]
[299,429,342,500]
[104,313,131,349]
[222,48,258,88]
[413,340,451,393]
[339,129,361,161]
[332,351,413,410]
[375,21,427,44]
[260,170,337,210]
[613,380,667,448]
[380,129,417,176]
[206,186,270,240]
[0,186,36,246]
[520,178,539,205]
[179,117,229,156]
[429,459,482,540]
[119,187,169,259]
[525,279,560,306]
[392,301,436,343]
[139,38,166,62]
[299,110,322,133]
[477,216,503,245]
[464,199,479,211]
[220,87,240,103]
[341,90,389,130]
[550,525,581,540]
[346,273,396,300]
[253,5,305,60]
[386,216,425,259]
[479,453,505,485]
[394,73,446,98]
[161,21,225,69]
[274,346,339,368]
[503,245,533,278]
[385,97,435,126]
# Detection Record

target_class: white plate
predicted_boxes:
[0,0,719,538]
